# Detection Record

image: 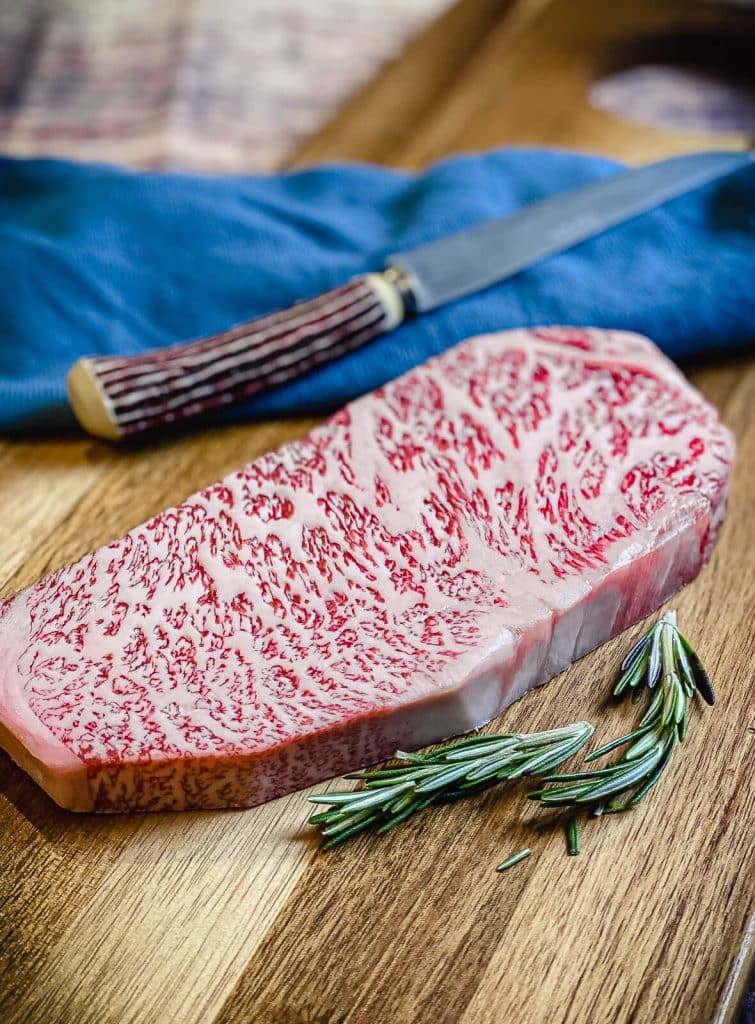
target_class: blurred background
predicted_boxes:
[0,0,455,171]
[1,0,753,174]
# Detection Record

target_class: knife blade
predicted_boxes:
[68,149,752,441]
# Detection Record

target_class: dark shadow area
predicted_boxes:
[591,26,755,137]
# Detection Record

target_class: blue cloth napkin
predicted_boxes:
[0,148,753,433]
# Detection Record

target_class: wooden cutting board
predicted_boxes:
[1,1,753,1022]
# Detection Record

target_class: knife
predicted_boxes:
[67,150,753,441]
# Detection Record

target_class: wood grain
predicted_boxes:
[1,1,753,1022]
[294,0,751,169]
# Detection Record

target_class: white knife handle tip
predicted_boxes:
[68,358,122,442]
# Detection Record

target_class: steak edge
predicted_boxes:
[0,327,735,812]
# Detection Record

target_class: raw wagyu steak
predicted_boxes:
[0,328,734,812]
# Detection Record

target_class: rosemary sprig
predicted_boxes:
[528,610,714,816]
[308,721,594,848]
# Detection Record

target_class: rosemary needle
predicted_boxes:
[496,848,531,873]
[567,819,581,856]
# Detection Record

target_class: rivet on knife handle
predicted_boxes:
[67,270,411,441]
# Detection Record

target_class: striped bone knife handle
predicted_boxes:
[67,271,410,441]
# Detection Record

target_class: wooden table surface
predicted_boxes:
[1,1,753,1023]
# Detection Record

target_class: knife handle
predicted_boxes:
[67,270,411,441]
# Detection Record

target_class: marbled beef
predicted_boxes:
[0,328,734,811]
